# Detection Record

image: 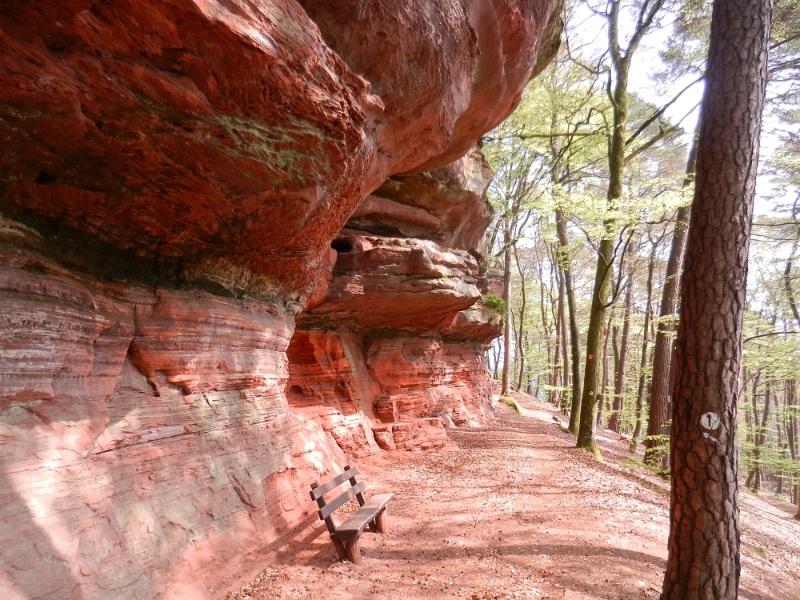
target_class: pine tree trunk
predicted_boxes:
[661,0,771,596]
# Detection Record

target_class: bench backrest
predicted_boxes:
[310,465,366,533]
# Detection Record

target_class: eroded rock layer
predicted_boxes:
[0,0,561,597]
[0,229,346,599]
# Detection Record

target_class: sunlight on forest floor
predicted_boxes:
[225,394,800,600]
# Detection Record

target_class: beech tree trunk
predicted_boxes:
[609,269,634,433]
[661,0,772,597]
[577,236,613,458]
[630,247,656,452]
[749,381,771,493]
[557,209,583,435]
[515,247,528,392]
[501,239,512,397]
[644,137,697,464]
[551,273,564,407]
[597,314,613,428]
[559,272,571,413]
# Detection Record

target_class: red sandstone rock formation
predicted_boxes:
[0,225,346,599]
[290,148,502,459]
[0,1,562,597]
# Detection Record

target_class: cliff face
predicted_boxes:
[0,1,562,598]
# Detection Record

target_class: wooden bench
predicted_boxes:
[310,465,394,564]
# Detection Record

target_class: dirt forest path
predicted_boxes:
[225,393,800,600]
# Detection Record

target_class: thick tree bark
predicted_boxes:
[556,209,583,435]
[610,270,634,433]
[644,137,698,464]
[661,0,772,597]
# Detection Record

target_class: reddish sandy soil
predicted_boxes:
[224,393,800,600]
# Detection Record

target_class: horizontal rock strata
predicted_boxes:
[0,233,345,599]
[0,0,562,597]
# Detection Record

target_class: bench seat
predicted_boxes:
[310,466,394,564]
[333,493,395,542]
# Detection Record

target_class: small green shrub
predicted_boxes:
[483,294,506,317]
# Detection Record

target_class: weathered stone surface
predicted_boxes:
[0,0,562,307]
[372,418,454,452]
[0,0,381,308]
[285,331,493,452]
[286,330,380,457]
[367,338,495,426]
[0,1,563,597]
[0,236,346,600]
[349,146,494,252]
[299,0,564,174]
[299,232,482,335]
[442,301,503,344]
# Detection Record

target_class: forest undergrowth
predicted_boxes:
[225,393,800,600]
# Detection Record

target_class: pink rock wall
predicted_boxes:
[0,0,562,597]
[0,233,347,600]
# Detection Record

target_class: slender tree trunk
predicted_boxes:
[751,381,771,493]
[745,373,761,489]
[515,248,527,392]
[630,247,656,452]
[662,0,771,596]
[551,279,564,406]
[576,236,614,458]
[501,238,513,397]
[597,314,613,428]
[610,272,634,433]
[783,196,800,327]
[559,271,571,413]
[556,209,583,435]
[644,135,698,464]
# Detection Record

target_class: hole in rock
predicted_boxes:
[331,239,353,253]
[289,385,304,397]
[35,171,57,184]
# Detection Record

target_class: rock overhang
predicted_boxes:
[0,0,563,307]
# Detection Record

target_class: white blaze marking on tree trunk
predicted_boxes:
[700,412,721,431]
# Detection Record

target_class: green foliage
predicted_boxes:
[483,294,506,318]
[499,395,522,415]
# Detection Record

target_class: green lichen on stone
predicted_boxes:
[213,115,334,186]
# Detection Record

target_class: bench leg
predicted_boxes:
[375,508,389,535]
[332,537,347,561]
[344,539,361,565]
